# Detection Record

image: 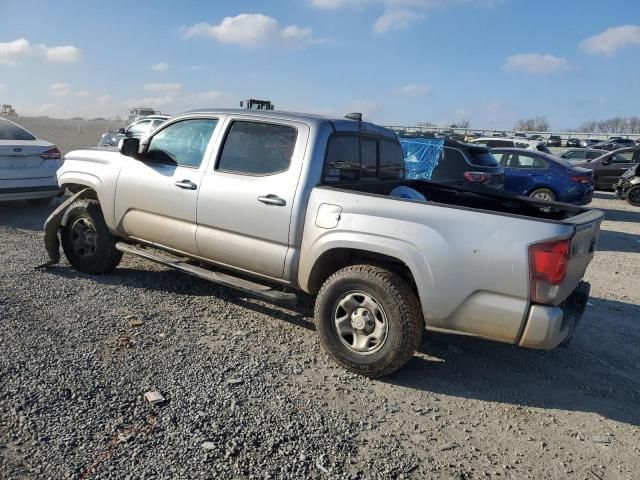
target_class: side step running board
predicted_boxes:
[115,242,298,305]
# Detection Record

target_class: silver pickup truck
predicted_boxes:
[43,109,603,376]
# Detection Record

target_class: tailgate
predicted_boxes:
[558,209,603,303]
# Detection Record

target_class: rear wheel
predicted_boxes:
[627,186,640,207]
[61,199,122,274]
[315,264,424,377]
[529,188,556,202]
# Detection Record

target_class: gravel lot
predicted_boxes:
[1,192,639,479]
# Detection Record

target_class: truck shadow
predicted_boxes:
[0,199,60,231]
[45,263,639,425]
[387,296,640,427]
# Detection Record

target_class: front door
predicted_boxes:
[114,117,219,254]
[196,118,308,279]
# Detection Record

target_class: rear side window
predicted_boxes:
[323,135,403,183]
[485,139,512,148]
[431,147,467,182]
[218,121,297,175]
[468,151,500,166]
[586,151,602,160]
[504,153,544,169]
[0,120,36,141]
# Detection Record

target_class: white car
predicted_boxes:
[0,118,62,204]
[468,137,552,154]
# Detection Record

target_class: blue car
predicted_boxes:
[492,148,594,205]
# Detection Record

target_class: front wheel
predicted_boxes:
[529,188,557,202]
[61,199,122,274]
[627,186,640,207]
[314,264,424,377]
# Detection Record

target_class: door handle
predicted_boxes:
[258,194,286,206]
[175,179,197,190]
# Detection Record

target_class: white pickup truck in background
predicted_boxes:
[43,109,603,376]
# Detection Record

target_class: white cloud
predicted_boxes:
[0,38,80,65]
[76,90,91,97]
[183,14,315,48]
[144,83,182,95]
[396,84,431,95]
[49,82,70,96]
[310,0,496,33]
[503,53,568,74]
[151,62,169,71]
[579,25,640,57]
[374,9,423,33]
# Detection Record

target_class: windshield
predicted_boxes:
[0,120,36,141]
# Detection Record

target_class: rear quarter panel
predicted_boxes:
[299,187,575,343]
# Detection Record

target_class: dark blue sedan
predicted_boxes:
[492,148,594,205]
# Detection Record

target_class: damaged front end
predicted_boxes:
[39,189,92,268]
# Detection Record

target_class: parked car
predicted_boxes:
[98,115,170,147]
[491,131,506,137]
[42,109,602,376]
[615,163,640,206]
[469,137,551,153]
[582,138,601,147]
[591,138,636,151]
[492,148,594,205]
[547,135,562,147]
[558,148,608,163]
[566,138,581,148]
[400,138,504,189]
[573,147,640,190]
[528,134,544,141]
[0,117,62,204]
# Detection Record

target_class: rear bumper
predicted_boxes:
[519,282,590,349]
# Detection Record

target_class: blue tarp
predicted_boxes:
[399,138,444,180]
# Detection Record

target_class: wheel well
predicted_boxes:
[307,248,417,295]
[527,185,559,198]
[62,184,98,199]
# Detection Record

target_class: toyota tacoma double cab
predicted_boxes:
[43,109,603,376]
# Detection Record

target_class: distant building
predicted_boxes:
[1,104,17,117]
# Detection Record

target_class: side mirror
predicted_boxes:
[117,127,126,134]
[118,137,140,158]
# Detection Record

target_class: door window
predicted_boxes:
[504,153,544,169]
[147,118,218,168]
[217,121,297,175]
[610,152,635,164]
[585,151,601,160]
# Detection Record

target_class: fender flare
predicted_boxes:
[39,189,93,267]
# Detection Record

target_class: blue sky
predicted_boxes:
[1,0,639,129]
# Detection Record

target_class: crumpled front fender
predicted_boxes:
[39,189,91,267]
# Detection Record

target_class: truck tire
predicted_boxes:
[627,186,640,207]
[315,264,424,377]
[529,188,556,202]
[61,199,122,274]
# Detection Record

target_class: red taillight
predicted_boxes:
[40,147,61,160]
[463,171,492,183]
[570,174,592,185]
[529,239,571,304]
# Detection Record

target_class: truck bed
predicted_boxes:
[333,179,592,223]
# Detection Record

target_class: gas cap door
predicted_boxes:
[315,203,342,229]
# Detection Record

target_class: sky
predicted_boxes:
[0,0,639,129]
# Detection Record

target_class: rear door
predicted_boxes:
[114,117,220,255]
[195,117,309,279]
[500,152,546,195]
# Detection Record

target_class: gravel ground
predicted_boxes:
[1,192,639,479]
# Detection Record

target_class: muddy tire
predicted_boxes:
[61,199,122,274]
[627,186,640,207]
[315,264,424,377]
[529,188,557,202]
